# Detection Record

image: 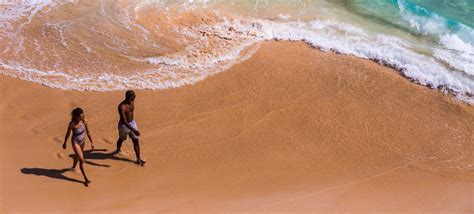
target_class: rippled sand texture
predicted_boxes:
[1,42,472,213]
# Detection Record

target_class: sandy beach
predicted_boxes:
[1,41,473,213]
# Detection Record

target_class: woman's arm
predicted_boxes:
[63,122,72,149]
[84,120,94,150]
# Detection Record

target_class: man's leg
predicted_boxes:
[116,138,124,153]
[116,127,127,153]
[132,138,145,165]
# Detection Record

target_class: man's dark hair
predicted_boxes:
[71,107,84,118]
[125,90,135,100]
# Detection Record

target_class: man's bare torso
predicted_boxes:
[118,101,134,123]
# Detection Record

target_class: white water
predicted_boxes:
[0,1,472,103]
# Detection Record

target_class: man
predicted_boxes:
[115,90,146,166]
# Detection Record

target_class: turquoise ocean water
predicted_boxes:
[345,0,473,42]
[0,0,473,102]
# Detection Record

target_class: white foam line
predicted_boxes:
[0,4,472,104]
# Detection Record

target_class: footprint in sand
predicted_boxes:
[68,168,80,174]
[69,102,80,108]
[31,126,42,134]
[118,150,131,156]
[53,137,62,144]
[102,137,113,144]
[21,114,34,120]
[56,152,67,160]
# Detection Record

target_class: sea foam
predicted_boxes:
[0,1,472,104]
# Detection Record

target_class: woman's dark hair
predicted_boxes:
[71,107,84,120]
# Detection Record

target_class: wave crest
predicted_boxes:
[0,0,473,103]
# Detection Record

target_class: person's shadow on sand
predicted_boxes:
[69,149,136,166]
[20,168,84,184]
[21,149,136,185]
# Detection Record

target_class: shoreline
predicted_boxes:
[1,41,473,213]
[301,41,473,105]
[1,40,472,105]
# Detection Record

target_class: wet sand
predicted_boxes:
[0,41,473,213]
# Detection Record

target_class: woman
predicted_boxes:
[62,107,94,186]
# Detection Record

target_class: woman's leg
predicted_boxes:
[71,151,78,169]
[80,142,85,153]
[73,142,85,169]
[70,141,78,170]
[73,142,90,186]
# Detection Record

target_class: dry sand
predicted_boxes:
[1,41,473,213]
